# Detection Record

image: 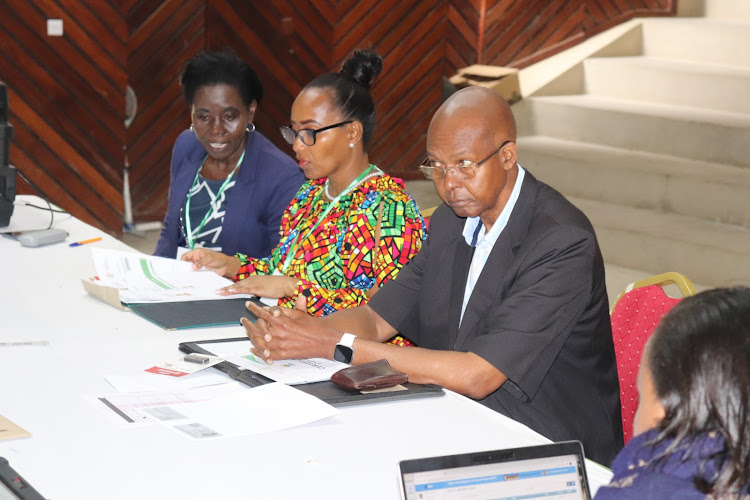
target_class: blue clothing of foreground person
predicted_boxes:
[597,429,745,499]
[595,287,750,499]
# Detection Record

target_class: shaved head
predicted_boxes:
[431,87,516,142]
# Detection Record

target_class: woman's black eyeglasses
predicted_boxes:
[279,120,353,146]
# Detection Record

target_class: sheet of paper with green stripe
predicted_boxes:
[91,247,251,303]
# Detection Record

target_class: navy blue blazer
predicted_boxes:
[154,129,304,258]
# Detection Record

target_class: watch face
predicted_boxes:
[334,344,353,364]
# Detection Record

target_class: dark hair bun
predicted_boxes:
[339,49,383,90]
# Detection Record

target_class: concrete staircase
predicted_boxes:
[513,0,750,295]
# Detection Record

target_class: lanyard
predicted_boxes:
[184,150,245,250]
[280,165,377,275]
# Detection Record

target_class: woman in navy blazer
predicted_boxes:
[154,50,304,259]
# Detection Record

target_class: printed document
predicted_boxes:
[90,382,339,438]
[168,383,340,439]
[200,339,349,384]
[90,248,249,303]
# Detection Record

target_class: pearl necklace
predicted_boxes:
[324,169,383,201]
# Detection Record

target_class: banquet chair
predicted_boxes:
[610,272,697,443]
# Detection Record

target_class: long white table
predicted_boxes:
[0,196,612,499]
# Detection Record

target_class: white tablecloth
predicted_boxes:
[0,196,612,499]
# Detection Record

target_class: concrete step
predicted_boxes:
[706,0,750,24]
[517,136,750,228]
[583,56,750,114]
[642,18,750,68]
[521,94,750,168]
[568,196,750,288]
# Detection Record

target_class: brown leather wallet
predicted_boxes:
[330,359,408,391]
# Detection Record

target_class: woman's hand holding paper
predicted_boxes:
[181,248,241,278]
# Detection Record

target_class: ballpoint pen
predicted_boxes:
[69,237,103,247]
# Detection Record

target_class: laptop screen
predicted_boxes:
[399,441,590,500]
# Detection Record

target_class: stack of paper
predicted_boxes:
[91,383,340,439]
[90,248,249,303]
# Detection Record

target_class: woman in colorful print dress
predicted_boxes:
[183,49,425,332]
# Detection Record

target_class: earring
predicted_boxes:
[349,142,354,149]
[247,123,256,133]
[190,124,194,132]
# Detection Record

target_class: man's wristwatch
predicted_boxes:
[333,333,357,364]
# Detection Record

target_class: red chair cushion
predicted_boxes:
[611,285,682,443]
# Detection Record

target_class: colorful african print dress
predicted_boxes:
[234,168,425,323]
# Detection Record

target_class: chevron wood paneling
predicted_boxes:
[3,1,677,233]
[0,0,126,233]
[207,0,447,177]
[446,0,676,71]
[125,0,205,222]
[205,0,447,181]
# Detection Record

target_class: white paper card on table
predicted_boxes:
[195,338,349,384]
[89,383,245,426]
[225,353,348,385]
[167,382,340,439]
[145,355,224,377]
[89,247,251,303]
[105,370,231,393]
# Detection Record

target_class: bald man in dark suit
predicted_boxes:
[243,87,623,465]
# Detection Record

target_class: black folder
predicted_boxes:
[128,297,263,330]
[179,337,445,407]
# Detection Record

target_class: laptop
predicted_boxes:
[398,441,591,500]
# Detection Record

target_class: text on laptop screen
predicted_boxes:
[402,453,586,500]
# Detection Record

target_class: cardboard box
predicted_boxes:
[449,65,521,104]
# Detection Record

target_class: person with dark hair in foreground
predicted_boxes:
[183,50,425,340]
[243,86,623,465]
[154,49,304,259]
[596,287,750,499]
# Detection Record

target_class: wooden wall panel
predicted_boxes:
[204,0,447,181]
[0,0,126,232]
[206,0,323,151]
[125,0,205,221]
[446,0,676,71]
[3,0,677,233]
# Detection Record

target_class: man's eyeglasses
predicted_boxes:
[419,140,512,180]
[279,120,353,146]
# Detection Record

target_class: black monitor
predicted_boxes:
[0,81,16,227]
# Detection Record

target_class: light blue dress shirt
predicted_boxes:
[460,166,526,324]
